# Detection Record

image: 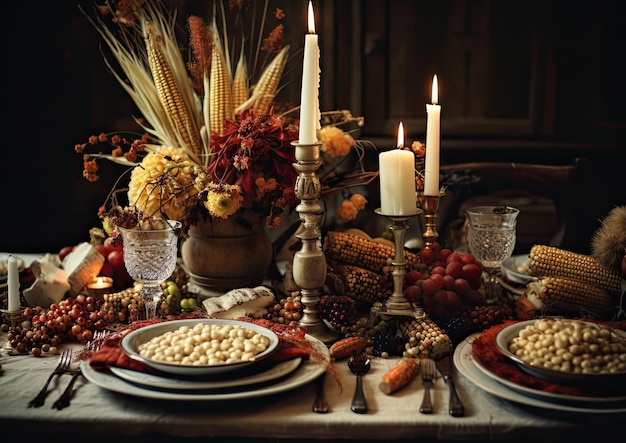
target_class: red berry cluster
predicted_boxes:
[4,294,110,356]
[318,295,357,330]
[404,243,487,322]
[462,301,514,332]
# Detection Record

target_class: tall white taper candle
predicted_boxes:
[298,1,321,145]
[424,74,441,196]
[7,255,20,311]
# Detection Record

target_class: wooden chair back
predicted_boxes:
[437,159,585,254]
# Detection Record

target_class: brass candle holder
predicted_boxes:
[291,140,339,344]
[419,192,444,248]
[371,209,425,320]
[1,308,22,355]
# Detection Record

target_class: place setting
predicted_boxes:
[454,317,626,414]
[80,318,331,401]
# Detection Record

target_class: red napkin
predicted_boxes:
[471,319,626,397]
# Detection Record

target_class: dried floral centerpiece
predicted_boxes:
[76,0,373,235]
[75,0,375,291]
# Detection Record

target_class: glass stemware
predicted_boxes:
[118,220,181,319]
[466,205,519,303]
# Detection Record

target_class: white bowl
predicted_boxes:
[500,254,537,285]
[495,319,626,389]
[120,319,279,376]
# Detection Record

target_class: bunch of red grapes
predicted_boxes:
[3,294,110,356]
[404,242,487,322]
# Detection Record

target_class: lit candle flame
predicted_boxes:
[397,121,404,148]
[431,74,438,105]
[308,1,315,34]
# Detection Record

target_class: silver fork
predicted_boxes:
[28,349,73,408]
[419,358,437,414]
[51,330,107,410]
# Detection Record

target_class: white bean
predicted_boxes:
[508,318,626,375]
[137,323,271,366]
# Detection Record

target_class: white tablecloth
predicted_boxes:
[1,251,624,440]
[0,338,623,442]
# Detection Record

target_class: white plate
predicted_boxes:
[120,319,280,376]
[82,334,329,401]
[454,335,626,413]
[495,319,626,389]
[472,350,626,404]
[109,356,302,391]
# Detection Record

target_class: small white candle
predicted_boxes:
[379,122,417,215]
[298,1,321,145]
[424,74,441,196]
[7,255,20,311]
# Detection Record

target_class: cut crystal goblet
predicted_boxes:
[118,220,181,319]
[466,205,519,303]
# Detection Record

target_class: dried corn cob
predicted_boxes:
[100,287,145,323]
[209,30,234,136]
[324,230,417,274]
[235,46,289,115]
[231,52,249,110]
[528,244,623,295]
[145,23,203,157]
[379,357,421,394]
[326,264,392,305]
[526,276,618,317]
[399,316,453,360]
[329,336,368,360]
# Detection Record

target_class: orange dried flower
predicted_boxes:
[261,25,284,53]
[349,193,367,211]
[336,200,359,222]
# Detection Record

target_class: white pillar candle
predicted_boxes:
[7,255,20,311]
[379,123,416,215]
[424,74,441,196]
[298,1,321,145]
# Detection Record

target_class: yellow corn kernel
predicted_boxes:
[145,23,203,157]
[323,231,417,274]
[232,53,249,110]
[209,32,234,136]
[526,276,618,317]
[399,317,453,360]
[528,244,623,295]
[235,46,289,115]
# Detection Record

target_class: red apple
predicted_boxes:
[58,245,76,261]
[95,244,108,258]
[107,250,125,268]
[104,236,123,254]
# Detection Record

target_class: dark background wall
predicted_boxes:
[2,0,625,254]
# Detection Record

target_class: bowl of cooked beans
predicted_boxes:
[495,318,626,388]
[120,319,280,376]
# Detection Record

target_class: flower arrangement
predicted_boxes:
[75,0,374,238]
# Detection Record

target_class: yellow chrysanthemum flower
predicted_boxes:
[204,183,244,219]
[127,146,199,221]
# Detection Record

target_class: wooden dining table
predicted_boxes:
[1,253,624,442]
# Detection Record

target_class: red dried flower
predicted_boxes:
[207,109,298,217]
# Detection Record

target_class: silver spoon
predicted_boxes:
[348,353,371,414]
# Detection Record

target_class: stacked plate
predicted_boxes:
[81,319,329,401]
[454,320,626,413]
